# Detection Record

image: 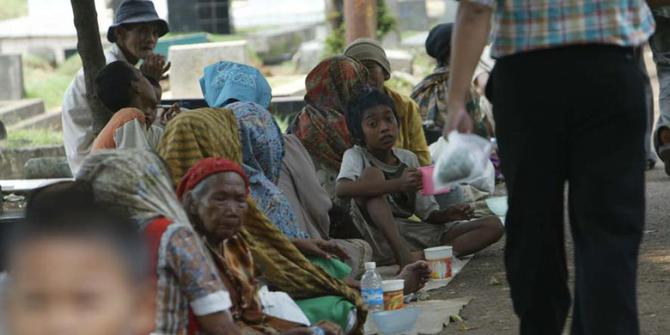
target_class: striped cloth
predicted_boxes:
[467,0,655,58]
[157,108,367,334]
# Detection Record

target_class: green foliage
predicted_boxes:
[2,129,63,149]
[0,0,27,20]
[23,55,82,109]
[324,0,398,57]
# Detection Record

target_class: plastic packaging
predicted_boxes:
[360,262,384,313]
[433,132,493,190]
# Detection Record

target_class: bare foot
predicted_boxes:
[398,251,424,270]
[396,261,432,294]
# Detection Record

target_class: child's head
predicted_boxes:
[346,87,398,151]
[95,61,158,117]
[5,181,153,335]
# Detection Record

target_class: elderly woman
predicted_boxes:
[157,108,365,333]
[76,150,239,335]
[177,157,341,335]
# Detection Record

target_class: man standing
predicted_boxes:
[62,0,169,174]
[446,1,654,334]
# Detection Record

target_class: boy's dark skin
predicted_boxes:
[336,104,503,268]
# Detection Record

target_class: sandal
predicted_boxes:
[658,143,670,176]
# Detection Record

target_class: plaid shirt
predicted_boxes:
[468,0,656,58]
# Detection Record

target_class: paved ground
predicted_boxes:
[434,167,670,334]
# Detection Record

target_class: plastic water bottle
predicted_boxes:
[360,262,383,312]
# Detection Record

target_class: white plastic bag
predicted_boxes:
[257,286,311,326]
[433,132,493,190]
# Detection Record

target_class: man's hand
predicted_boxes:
[141,53,170,81]
[444,104,474,137]
[293,239,350,260]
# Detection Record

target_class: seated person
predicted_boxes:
[200,61,272,109]
[158,108,367,333]
[77,150,240,335]
[91,61,170,151]
[410,23,494,144]
[5,181,154,335]
[335,88,504,268]
[178,157,342,335]
[233,102,431,286]
[62,0,170,174]
[344,38,431,166]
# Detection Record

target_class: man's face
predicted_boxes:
[6,238,153,335]
[361,60,388,90]
[115,22,160,60]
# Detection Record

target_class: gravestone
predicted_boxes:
[0,55,24,100]
[387,0,428,31]
[293,40,324,74]
[168,41,251,99]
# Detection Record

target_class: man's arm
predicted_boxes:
[445,1,493,135]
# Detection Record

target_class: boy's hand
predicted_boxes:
[445,204,475,221]
[396,168,423,192]
[141,53,170,81]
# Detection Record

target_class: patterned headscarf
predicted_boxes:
[76,149,191,229]
[158,108,366,333]
[289,56,369,171]
[231,101,308,239]
[200,61,273,108]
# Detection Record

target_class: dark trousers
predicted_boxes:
[487,45,646,335]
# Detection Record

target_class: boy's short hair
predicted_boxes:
[345,87,397,145]
[95,61,140,112]
[6,181,148,281]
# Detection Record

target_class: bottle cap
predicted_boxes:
[364,262,376,270]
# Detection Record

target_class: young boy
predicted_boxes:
[336,88,503,267]
[91,60,174,152]
[3,181,154,335]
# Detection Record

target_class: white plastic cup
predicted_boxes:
[424,246,453,279]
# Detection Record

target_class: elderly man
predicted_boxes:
[446,1,656,334]
[62,0,169,174]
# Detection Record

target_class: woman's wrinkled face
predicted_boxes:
[191,172,248,242]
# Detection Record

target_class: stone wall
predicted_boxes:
[0,145,67,179]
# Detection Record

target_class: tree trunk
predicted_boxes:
[70,0,111,134]
[344,0,377,43]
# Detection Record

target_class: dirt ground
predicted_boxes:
[432,168,670,334]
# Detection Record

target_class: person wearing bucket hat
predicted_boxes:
[62,0,170,175]
[344,38,431,166]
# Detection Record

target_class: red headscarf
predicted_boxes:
[176,157,250,200]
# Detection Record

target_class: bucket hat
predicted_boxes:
[107,0,169,43]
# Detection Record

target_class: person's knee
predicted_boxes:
[483,216,504,242]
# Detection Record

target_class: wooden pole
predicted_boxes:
[70,0,111,133]
[344,0,377,43]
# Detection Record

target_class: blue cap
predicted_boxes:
[107,0,169,43]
